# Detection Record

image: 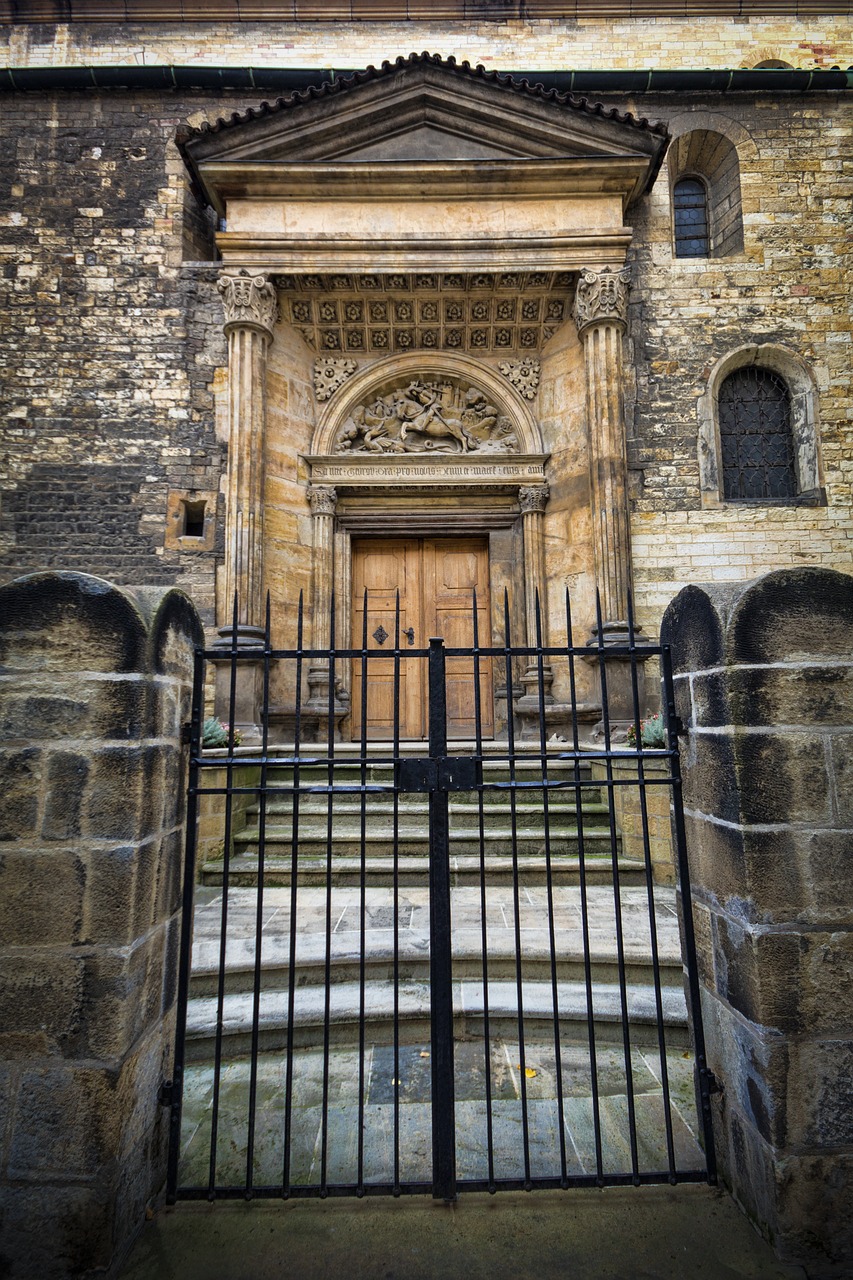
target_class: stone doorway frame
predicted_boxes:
[303,353,552,739]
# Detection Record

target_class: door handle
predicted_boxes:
[402,627,415,646]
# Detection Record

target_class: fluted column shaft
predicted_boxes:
[308,486,337,653]
[519,484,549,650]
[574,267,633,628]
[218,272,278,632]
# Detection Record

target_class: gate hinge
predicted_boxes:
[670,715,686,736]
[158,1079,174,1107]
[700,1067,722,1095]
[180,723,193,747]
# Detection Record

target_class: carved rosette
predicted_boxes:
[313,357,358,402]
[218,270,278,338]
[572,267,631,336]
[518,483,550,514]
[308,485,337,517]
[498,357,541,401]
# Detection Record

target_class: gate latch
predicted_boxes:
[397,756,481,792]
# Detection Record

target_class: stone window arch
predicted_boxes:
[698,345,824,507]
[669,128,744,258]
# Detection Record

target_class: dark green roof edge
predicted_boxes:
[0,65,851,93]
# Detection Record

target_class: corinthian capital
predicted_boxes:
[518,483,549,515]
[218,270,278,338]
[308,485,337,517]
[572,267,631,336]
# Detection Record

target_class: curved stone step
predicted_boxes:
[184,978,689,1061]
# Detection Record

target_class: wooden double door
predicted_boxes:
[351,537,494,741]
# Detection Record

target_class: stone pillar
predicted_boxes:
[662,568,853,1278]
[305,485,348,736]
[213,270,278,736]
[0,572,202,1280]
[517,482,554,714]
[574,266,651,735]
[573,265,632,629]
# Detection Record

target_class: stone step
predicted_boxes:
[244,799,613,829]
[200,853,644,888]
[231,825,620,857]
[184,978,689,1061]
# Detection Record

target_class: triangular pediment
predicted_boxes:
[180,54,669,209]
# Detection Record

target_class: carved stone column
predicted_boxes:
[517,483,557,734]
[574,267,651,736]
[573,266,633,629]
[306,485,349,736]
[213,271,277,736]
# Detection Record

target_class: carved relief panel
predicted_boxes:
[333,376,519,455]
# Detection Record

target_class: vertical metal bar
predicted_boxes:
[319,592,337,1195]
[626,590,676,1179]
[503,591,531,1188]
[594,590,639,1182]
[392,591,402,1195]
[472,590,495,1191]
[208,591,241,1198]
[357,591,369,1196]
[166,645,205,1203]
[534,591,568,1184]
[282,592,304,1195]
[565,589,603,1182]
[428,637,456,1201]
[662,647,718,1185]
[245,592,273,1195]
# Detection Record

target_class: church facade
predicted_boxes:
[1,12,851,740]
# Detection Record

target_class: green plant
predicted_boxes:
[202,717,242,749]
[626,712,667,749]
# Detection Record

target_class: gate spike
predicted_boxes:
[329,588,336,650]
[471,587,479,649]
[565,586,574,649]
[231,589,239,640]
[297,590,304,648]
[534,587,543,648]
[264,590,271,647]
[395,588,400,648]
[503,586,512,648]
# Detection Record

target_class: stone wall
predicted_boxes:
[0,572,201,1280]
[0,24,850,649]
[661,568,853,1278]
[2,17,850,71]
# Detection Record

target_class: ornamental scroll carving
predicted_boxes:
[313,357,358,402]
[218,270,278,337]
[572,267,631,336]
[333,379,518,455]
[518,483,550,514]
[498,357,541,401]
[308,485,337,516]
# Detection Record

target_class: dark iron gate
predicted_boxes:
[166,591,716,1201]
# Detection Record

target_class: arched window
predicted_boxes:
[718,367,797,501]
[673,177,710,258]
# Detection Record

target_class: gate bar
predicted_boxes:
[428,637,457,1201]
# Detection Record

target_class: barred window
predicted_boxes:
[673,177,710,258]
[719,367,797,501]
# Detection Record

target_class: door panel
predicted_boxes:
[351,537,493,741]
[351,540,422,740]
[424,539,494,740]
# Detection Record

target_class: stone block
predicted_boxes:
[0,693,90,744]
[86,746,145,841]
[680,731,738,823]
[0,749,41,841]
[829,734,853,825]
[42,751,89,841]
[0,951,83,1056]
[688,671,730,729]
[0,572,147,675]
[73,932,168,1061]
[772,1152,853,1277]
[702,994,788,1147]
[734,731,832,826]
[728,665,853,729]
[0,1183,113,1280]
[808,831,853,923]
[660,582,725,675]
[786,1039,853,1148]
[7,1064,122,1181]
[0,848,85,947]
[729,569,853,667]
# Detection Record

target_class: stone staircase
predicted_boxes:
[199,743,646,889]
[188,745,687,1072]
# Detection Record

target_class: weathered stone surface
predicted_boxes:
[728,570,853,667]
[734,731,833,827]
[0,574,199,1279]
[679,731,738,823]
